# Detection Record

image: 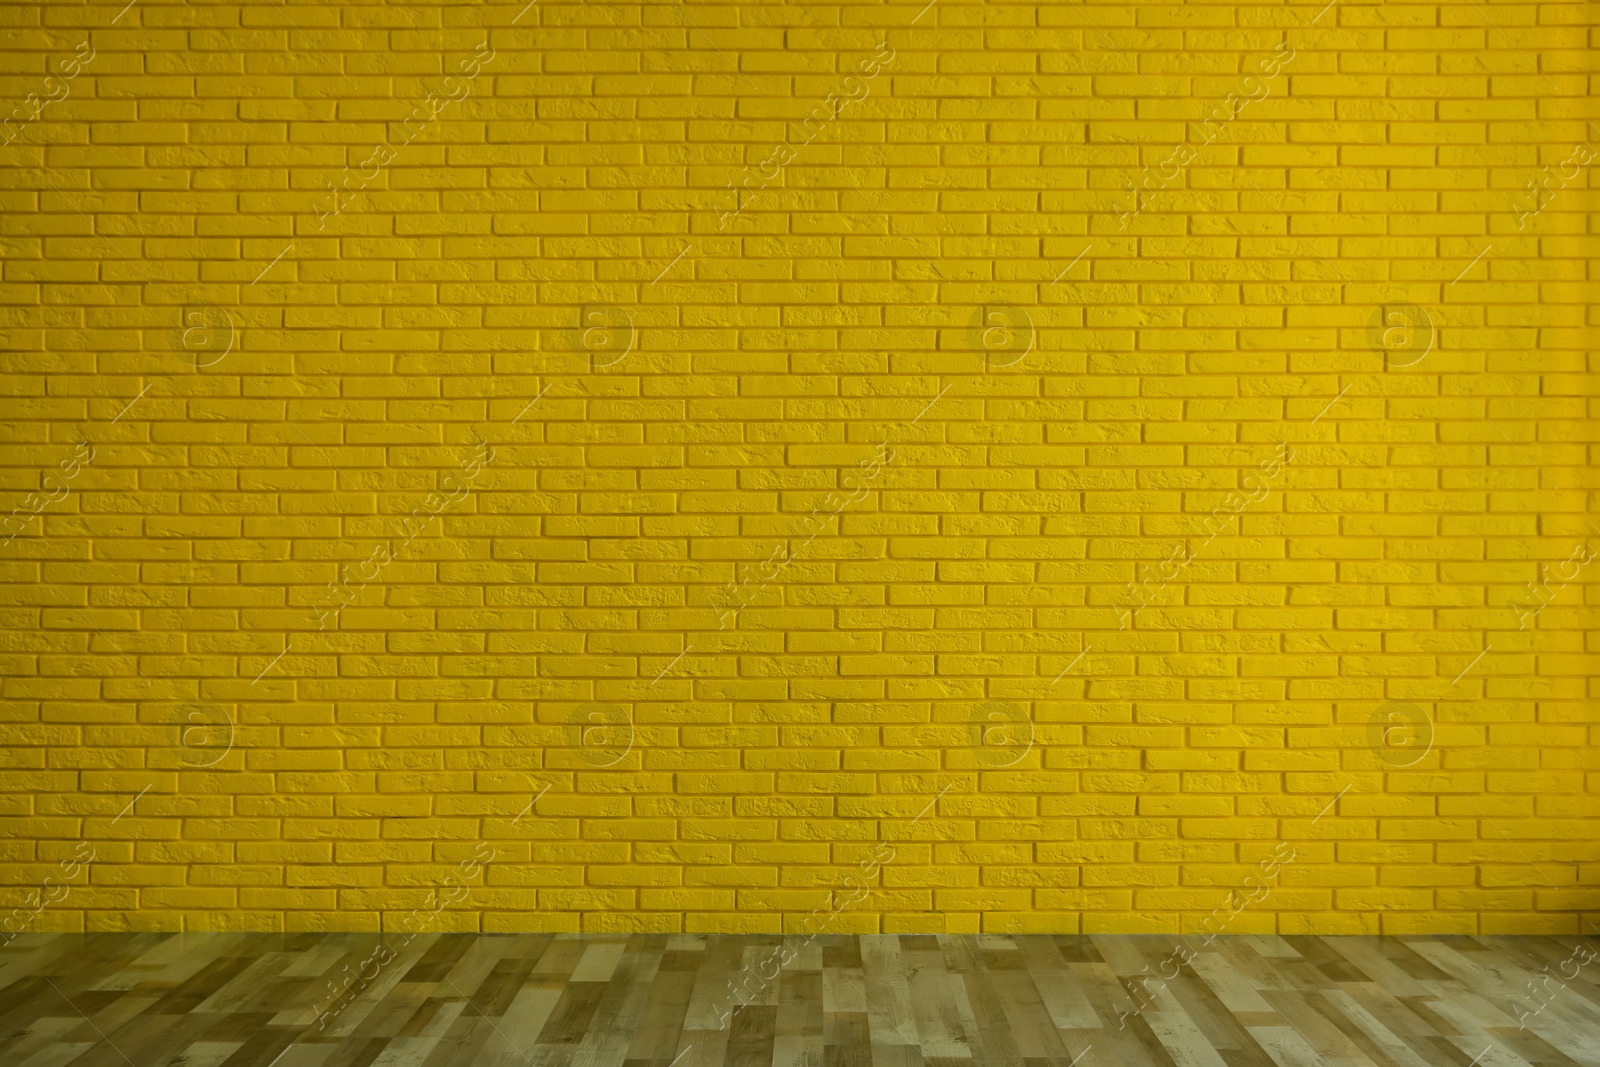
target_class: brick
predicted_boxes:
[0,0,1586,938]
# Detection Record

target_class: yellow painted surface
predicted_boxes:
[0,0,1594,936]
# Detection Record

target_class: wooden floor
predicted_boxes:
[2,933,1597,1067]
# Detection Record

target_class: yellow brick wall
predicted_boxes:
[0,0,1595,938]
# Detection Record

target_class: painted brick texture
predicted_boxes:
[0,0,1595,937]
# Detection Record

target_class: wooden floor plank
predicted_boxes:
[771,962,825,1067]
[1,934,1596,1067]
